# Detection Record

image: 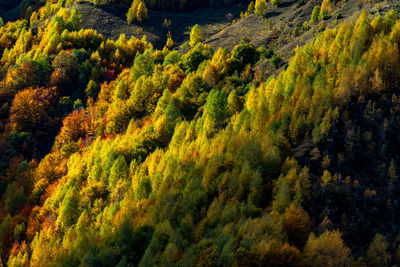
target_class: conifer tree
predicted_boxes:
[310,5,320,23]
[255,0,267,15]
[127,0,139,24]
[127,0,148,24]
[189,24,203,47]
[165,31,174,49]
[320,0,332,20]
[109,155,128,188]
[57,187,79,228]
[366,234,391,267]
[304,231,352,266]
[136,1,148,23]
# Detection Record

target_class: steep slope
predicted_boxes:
[3,0,400,266]
[73,1,242,48]
[205,0,399,75]
[2,5,400,266]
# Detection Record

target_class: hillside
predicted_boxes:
[2,0,400,266]
[72,1,242,48]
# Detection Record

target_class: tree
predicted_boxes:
[127,0,140,24]
[271,0,282,6]
[57,187,80,228]
[206,89,227,126]
[366,234,391,267]
[55,109,87,149]
[320,0,332,20]
[4,61,37,92]
[283,204,311,247]
[131,49,154,80]
[109,155,128,188]
[52,50,79,77]
[85,80,100,98]
[5,182,26,215]
[247,1,255,15]
[227,89,242,115]
[181,43,211,72]
[51,50,79,93]
[68,8,82,31]
[136,1,148,23]
[231,41,259,69]
[163,18,171,28]
[165,31,174,49]
[189,24,203,47]
[10,87,57,134]
[136,177,152,200]
[310,5,320,23]
[127,0,148,24]
[202,64,218,87]
[255,0,267,15]
[304,230,352,267]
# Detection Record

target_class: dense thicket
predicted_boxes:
[1,1,400,266]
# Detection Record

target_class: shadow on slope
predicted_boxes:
[74,0,242,49]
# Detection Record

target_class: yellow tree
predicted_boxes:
[320,0,332,20]
[255,0,267,15]
[304,230,352,267]
[165,31,174,49]
[127,0,148,24]
[127,0,139,24]
[136,1,148,23]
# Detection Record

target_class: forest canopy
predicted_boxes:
[0,0,400,266]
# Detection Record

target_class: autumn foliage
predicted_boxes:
[1,3,400,267]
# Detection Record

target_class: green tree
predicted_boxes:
[310,5,320,23]
[57,187,80,228]
[131,49,154,80]
[271,0,282,6]
[136,177,152,200]
[5,183,26,215]
[189,24,203,47]
[206,89,227,126]
[109,155,129,188]
[68,8,82,31]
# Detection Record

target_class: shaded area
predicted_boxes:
[75,1,242,49]
[0,0,23,21]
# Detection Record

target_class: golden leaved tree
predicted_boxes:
[126,0,148,24]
